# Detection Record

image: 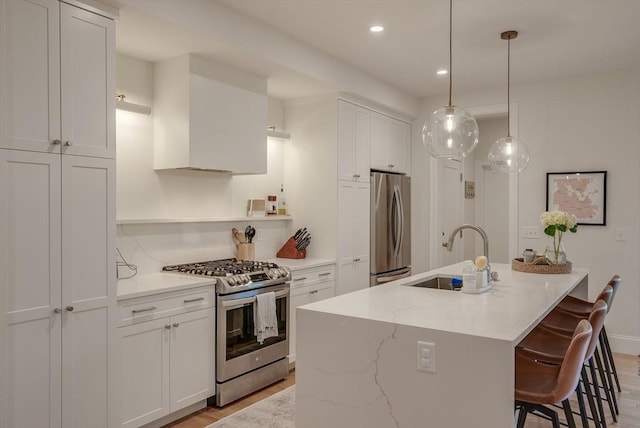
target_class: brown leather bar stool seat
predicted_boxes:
[518,299,609,428]
[515,320,592,428]
[557,275,622,396]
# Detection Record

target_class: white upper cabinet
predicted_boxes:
[0,0,115,158]
[153,54,268,174]
[60,4,115,158]
[370,111,411,175]
[337,100,370,182]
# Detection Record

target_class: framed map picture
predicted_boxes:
[546,171,607,225]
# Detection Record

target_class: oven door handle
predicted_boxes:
[221,288,289,308]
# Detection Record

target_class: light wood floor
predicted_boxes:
[164,354,638,428]
[163,371,296,428]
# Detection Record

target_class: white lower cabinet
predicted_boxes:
[116,287,215,428]
[289,264,335,364]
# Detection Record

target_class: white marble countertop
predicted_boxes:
[117,272,215,300]
[268,257,335,271]
[300,262,588,345]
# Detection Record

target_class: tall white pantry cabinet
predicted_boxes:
[0,1,116,428]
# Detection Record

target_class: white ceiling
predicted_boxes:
[115,0,640,102]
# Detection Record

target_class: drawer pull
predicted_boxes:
[184,297,205,303]
[173,323,180,328]
[310,290,318,294]
[319,272,331,277]
[132,306,157,314]
[294,277,308,281]
[164,324,171,330]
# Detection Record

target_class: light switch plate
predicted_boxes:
[522,226,539,239]
[417,341,436,373]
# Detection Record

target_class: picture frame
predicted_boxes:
[546,171,607,225]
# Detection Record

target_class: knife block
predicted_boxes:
[276,237,306,259]
[236,243,255,261]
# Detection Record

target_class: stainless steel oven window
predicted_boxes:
[224,294,288,361]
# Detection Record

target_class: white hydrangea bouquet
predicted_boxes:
[540,210,578,264]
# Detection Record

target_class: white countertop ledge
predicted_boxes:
[299,262,588,345]
[268,257,335,271]
[117,272,215,300]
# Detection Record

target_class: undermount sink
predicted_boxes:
[408,275,459,291]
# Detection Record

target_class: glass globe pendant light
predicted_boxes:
[422,0,479,159]
[488,31,530,174]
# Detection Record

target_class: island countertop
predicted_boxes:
[299,261,588,345]
[295,262,589,428]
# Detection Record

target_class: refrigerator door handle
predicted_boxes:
[399,185,405,259]
[392,185,402,260]
[375,268,411,284]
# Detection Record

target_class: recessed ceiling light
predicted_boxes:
[370,25,384,33]
[437,69,448,75]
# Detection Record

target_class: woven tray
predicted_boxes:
[512,257,572,274]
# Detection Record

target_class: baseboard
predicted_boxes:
[608,333,640,356]
[139,400,207,428]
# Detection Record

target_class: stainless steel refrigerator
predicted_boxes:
[370,171,411,286]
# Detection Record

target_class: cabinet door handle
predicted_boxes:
[353,258,360,262]
[310,290,318,294]
[164,324,171,330]
[53,308,62,314]
[131,306,157,314]
[294,277,308,282]
[51,139,61,145]
[64,140,73,147]
[353,174,360,178]
[172,323,180,328]
[388,164,394,168]
[319,272,331,277]
[184,297,205,303]
[66,305,74,312]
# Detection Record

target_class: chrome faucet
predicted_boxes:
[443,224,497,281]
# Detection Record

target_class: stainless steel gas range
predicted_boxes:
[163,258,291,407]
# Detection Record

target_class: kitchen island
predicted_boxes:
[295,262,588,428]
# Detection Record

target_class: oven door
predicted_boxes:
[216,283,289,382]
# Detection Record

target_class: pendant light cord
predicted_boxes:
[448,0,453,107]
[507,36,511,137]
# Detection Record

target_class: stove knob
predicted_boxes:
[228,277,237,286]
[242,274,250,284]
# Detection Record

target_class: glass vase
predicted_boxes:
[549,236,567,264]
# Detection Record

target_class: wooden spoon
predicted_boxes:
[232,228,245,243]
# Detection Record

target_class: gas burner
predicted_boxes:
[162,258,290,295]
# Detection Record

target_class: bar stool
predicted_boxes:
[515,319,592,428]
[541,284,618,425]
[557,275,622,395]
[517,299,608,428]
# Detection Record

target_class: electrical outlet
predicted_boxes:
[615,228,627,242]
[417,341,436,373]
[256,229,263,241]
[522,226,539,239]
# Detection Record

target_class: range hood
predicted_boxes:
[153,54,268,174]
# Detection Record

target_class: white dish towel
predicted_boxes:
[254,291,278,344]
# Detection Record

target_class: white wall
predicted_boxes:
[413,68,640,354]
[115,53,293,269]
